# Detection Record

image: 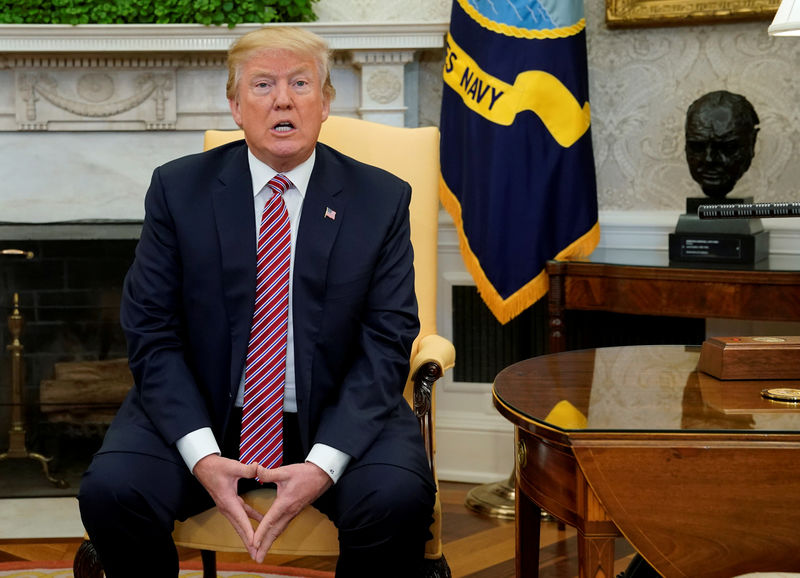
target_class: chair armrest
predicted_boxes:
[411,334,456,378]
[410,333,455,419]
[409,333,455,476]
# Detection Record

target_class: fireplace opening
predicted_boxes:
[1,223,139,497]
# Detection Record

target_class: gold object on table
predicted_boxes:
[761,388,800,403]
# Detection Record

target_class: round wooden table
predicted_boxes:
[493,345,800,578]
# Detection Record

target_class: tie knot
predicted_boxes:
[267,174,291,196]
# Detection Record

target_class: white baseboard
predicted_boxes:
[434,410,514,483]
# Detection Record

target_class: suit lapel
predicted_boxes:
[293,143,348,433]
[211,143,256,396]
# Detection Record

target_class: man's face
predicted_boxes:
[229,49,330,173]
[685,104,756,198]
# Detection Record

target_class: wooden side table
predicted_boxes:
[546,249,800,353]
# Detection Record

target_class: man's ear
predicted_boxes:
[321,95,331,123]
[228,97,243,128]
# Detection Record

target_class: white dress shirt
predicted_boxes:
[176,148,351,482]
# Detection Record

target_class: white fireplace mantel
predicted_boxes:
[0,21,447,223]
[0,22,448,131]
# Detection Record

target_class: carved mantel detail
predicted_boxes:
[352,50,414,124]
[17,69,176,131]
[366,69,403,105]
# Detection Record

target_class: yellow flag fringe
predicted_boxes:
[439,176,600,325]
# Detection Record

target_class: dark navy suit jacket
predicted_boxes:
[99,139,431,484]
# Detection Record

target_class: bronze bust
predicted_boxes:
[684,90,759,199]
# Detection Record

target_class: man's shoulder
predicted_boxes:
[315,141,407,188]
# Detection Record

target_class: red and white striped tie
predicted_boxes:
[240,173,292,470]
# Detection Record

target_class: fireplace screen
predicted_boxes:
[1,228,137,498]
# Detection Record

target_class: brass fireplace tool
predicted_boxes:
[0,291,68,488]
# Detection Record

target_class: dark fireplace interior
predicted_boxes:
[0,223,139,496]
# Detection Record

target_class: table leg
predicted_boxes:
[577,533,615,578]
[516,471,540,577]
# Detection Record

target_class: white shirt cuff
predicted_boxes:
[306,443,351,483]
[175,427,220,473]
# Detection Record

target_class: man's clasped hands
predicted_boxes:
[192,453,334,562]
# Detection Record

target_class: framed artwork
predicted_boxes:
[605,0,781,28]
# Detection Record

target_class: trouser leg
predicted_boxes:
[315,463,436,578]
[77,451,212,578]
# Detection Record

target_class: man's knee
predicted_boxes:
[78,452,188,535]
[77,452,195,578]
[78,455,135,529]
[332,465,435,540]
[327,465,434,577]
[368,467,434,524]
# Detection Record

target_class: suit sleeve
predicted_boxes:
[312,179,419,460]
[120,167,213,446]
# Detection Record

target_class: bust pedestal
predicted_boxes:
[668,196,769,265]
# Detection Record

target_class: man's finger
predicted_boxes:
[255,464,284,483]
[242,501,264,522]
[220,499,257,558]
[242,461,260,480]
[256,534,277,563]
[252,497,295,556]
[254,516,290,563]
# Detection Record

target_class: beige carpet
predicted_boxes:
[0,560,334,577]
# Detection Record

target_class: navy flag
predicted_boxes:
[439,0,599,324]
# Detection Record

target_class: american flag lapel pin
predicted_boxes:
[324,207,336,220]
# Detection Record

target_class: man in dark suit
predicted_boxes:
[78,26,435,578]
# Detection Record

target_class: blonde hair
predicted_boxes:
[226,26,336,102]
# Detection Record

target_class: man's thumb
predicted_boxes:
[242,461,260,479]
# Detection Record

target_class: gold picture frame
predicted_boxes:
[606,0,780,28]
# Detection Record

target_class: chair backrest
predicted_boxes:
[203,115,442,364]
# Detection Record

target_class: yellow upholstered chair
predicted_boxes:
[73,115,455,578]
